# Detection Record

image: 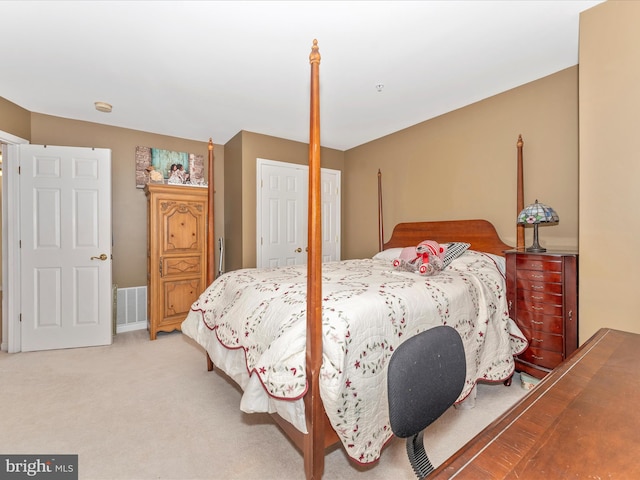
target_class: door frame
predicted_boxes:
[1,129,29,353]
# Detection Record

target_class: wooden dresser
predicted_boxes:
[145,184,208,340]
[505,250,578,378]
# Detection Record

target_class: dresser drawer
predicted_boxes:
[515,256,563,272]
[516,298,563,318]
[516,289,562,306]
[162,255,203,277]
[516,311,564,334]
[517,325,564,353]
[516,269,562,284]
[518,344,564,370]
[516,278,563,295]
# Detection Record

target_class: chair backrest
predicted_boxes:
[387,325,466,438]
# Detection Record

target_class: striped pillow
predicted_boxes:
[442,242,471,267]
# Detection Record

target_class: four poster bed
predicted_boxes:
[183,41,528,479]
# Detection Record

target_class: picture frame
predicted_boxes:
[135,146,205,188]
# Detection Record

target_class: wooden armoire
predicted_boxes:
[145,184,208,340]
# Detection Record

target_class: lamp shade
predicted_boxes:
[517,200,559,225]
[517,200,559,253]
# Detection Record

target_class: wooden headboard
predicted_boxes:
[383,219,512,256]
[377,136,525,256]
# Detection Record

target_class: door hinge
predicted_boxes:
[18,165,21,175]
[159,257,163,277]
[19,313,22,323]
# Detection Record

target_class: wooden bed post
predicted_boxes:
[305,39,324,480]
[206,138,215,372]
[207,138,215,285]
[516,135,524,249]
[378,169,384,252]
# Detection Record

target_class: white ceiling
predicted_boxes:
[1,0,603,151]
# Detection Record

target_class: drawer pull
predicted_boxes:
[531,274,544,279]
[531,295,544,300]
[532,354,544,360]
[531,306,544,311]
[531,338,543,343]
[531,285,544,290]
[532,320,544,325]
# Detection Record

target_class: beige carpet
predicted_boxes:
[0,330,528,479]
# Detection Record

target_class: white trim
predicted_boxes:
[116,321,147,334]
[1,130,29,353]
[0,130,28,145]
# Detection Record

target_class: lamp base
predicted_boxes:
[527,224,546,253]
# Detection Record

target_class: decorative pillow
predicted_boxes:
[442,242,471,267]
[372,248,403,261]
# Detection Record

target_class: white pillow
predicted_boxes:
[372,248,403,261]
[481,252,506,276]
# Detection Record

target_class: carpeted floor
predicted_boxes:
[0,329,528,479]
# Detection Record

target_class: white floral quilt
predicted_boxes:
[182,250,527,464]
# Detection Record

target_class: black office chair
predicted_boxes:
[387,325,466,478]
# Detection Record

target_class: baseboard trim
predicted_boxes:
[116,321,147,334]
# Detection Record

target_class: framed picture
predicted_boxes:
[152,148,189,180]
[135,146,205,188]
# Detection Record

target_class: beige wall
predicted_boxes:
[579,0,640,342]
[224,130,344,271]
[343,67,580,259]
[0,65,581,297]
[0,96,31,141]
[28,114,224,288]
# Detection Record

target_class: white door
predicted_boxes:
[19,145,112,352]
[258,160,307,268]
[257,159,340,268]
[321,169,341,263]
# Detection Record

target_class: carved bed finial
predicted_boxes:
[309,39,321,64]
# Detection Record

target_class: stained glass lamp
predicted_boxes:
[517,200,559,253]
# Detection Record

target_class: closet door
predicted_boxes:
[257,159,341,268]
[257,160,307,268]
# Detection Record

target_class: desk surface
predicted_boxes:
[431,328,640,479]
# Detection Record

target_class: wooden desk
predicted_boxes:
[431,328,640,479]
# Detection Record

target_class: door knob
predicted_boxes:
[91,253,108,261]
[295,248,302,253]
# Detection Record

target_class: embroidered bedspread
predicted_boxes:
[182,251,527,464]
